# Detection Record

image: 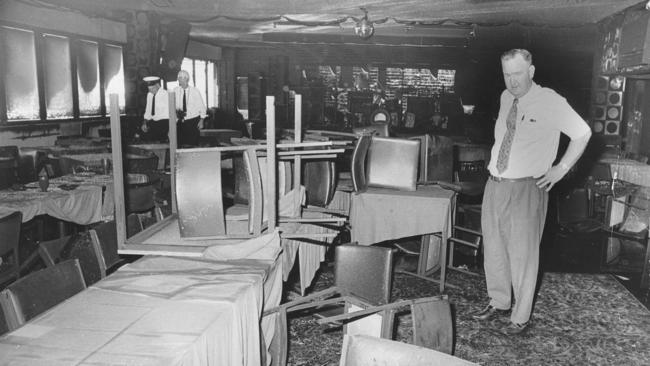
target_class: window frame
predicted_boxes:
[0,21,126,127]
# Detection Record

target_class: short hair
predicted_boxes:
[177,70,190,80]
[501,49,532,64]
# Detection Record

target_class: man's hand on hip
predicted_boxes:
[535,164,569,191]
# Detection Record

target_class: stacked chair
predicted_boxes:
[265,244,454,366]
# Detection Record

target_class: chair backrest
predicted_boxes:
[0,259,86,331]
[0,305,9,336]
[410,297,454,354]
[38,232,104,285]
[366,137,420,191]
[303,159,337,207]
[176,147,264,238]
[351,134,372,193]
[58,156,84,175]
[0,211,22,285]
[409,135,430,183]
[126,213,144,238]
[126,153,159,174]
[0,146,19,161]
[126,181,157,214]
[339,334,477,366]
[89,220,122,273]
[17,148,47,183]
[335,244,393,305]
[0,158,18,189]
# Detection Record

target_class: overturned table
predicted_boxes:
[350,185,456,292]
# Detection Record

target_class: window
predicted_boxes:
[0,25,125,124]
[43,34,73,119]
[166,57,218,109]
[77,40,101,117]
[103,44,126,113]
[3,27,39,120]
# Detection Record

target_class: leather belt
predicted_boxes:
[489,175,536,183]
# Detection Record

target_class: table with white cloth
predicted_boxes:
[0,233,284,366]
[0,183,103,225]
[0,173,114,223]
[349,185,455,292]
[280,189,351,294]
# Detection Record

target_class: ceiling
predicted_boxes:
[31,0,645,48]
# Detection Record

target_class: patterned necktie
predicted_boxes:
[496,98,518,174]
[151,93,155,117]
[183,89,187,113]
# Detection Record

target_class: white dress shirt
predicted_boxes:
[487,82,591,178]
[174,85,206,120]
[143,88,169,121]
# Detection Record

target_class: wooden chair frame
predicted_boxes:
[109,93,346,256]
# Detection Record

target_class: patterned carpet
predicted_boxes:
[287,263,650,365]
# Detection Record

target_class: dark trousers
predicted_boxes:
[178,116,200,147]
[145,119,169,142]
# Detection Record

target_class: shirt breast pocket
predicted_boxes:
[518,114,546,139]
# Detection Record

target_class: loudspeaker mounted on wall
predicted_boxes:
[592,120,605,134]
[158,20,191,82]
[604,120,620,135]
[607,91,623,105]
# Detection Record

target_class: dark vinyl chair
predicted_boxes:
[350,133,373,193]
[0,259,86,331]
[58,156,85,175]
[126,153,159,175]
[0,211,22,286]
[303,159,337,208]
[17,148,48,183]
[37,232,104,286]
[0,146,19,162]
[126,176,163,221]
[89,220,126,274]
[267,244,394,366]
[0,157,18,190]
[267,244,454,365]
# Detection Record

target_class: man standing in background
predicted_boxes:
[174,70,206,147]
[142,76,169,142]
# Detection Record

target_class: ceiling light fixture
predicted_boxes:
[354,7,375,39]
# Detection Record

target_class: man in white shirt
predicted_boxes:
[174,70,206,147]
[142,76,169,142]
[472,49,592,335]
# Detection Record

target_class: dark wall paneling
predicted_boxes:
[123,11,160,117]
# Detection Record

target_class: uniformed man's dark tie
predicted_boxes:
[183,90,187,113]
[151,94,155,117]
[496,98,518,174]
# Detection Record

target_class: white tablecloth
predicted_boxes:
[0,174,113,223]
[0,233,283,366]
[0,185,103,224]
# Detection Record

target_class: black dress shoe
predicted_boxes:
[503,321,530,335]
[471,304,510,321]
